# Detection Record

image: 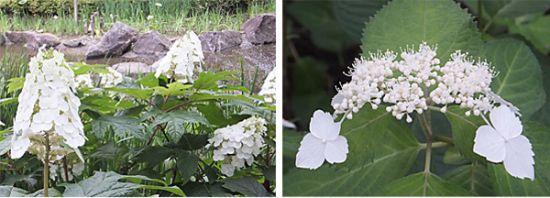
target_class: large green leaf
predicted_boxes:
[445,106,485,162]
[332,0,388,41]
[381,172,472,196]
[91,116,146,140]
[477,38,546,118]
[487,121,550,195]
[0,186,27,197]
[62,171,140,197]
[509,16,550,54]
[222,177,272,197]
[153,110,209,139]
[444,163,493,196]
[361,0,482,62]
[176,152,199,185]
[283,106,420,196]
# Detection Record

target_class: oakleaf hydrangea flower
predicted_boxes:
[207,117,267,176]
[10,47,86,162]
[259,67,277,104]
[153,31,204,83]
[296,110,348,170]
[474,105,534,180]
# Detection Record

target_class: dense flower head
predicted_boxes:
[74,67,124,89]
[207,117,267,176]
[333,42,497,122]
[259,67,277,104]
[11,47,86,161]
[153,31,204,83]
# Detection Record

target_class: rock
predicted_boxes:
[241,14,275,44]
[129,31,171,59]
[63,38,86,48]
[199,30,242,52]
[4,31,60,49]
[86,22,138,59]
[112,62,154,76]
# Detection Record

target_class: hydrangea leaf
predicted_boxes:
[91,116,146,140]
[332,0,388,41]
[222,176,272,197]
[486,121,550,195]
[443,163,493,196]
[61,171,140,197]
[0,186,27,197]
[283,106,420,196]
[477,38,546,118]
[445,106,485,162]
[381,172,472,196]
[508,16,550,54]
[176,152,199,185]
[361,0,482,62]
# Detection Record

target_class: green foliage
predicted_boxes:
[222,176,272,197]
[382,172,472,196]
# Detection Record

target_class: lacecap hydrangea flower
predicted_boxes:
[11,47,86,162]
[259,67,277,104]
[296,110,348,169]
[153,31,204,83]
[207,117,267,176]
[332,43,498,122]
[301,42,534,180]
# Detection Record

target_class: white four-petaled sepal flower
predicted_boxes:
[473,105,535,180]
[296,110,349,170]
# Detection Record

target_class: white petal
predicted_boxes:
[10,137,30,159]
[325,136,348,164]
[331,92,344,107]
[473,125,506,163]
[295,133,326,170]
[503,135,535,180]
[490,105,522,139]
[309,110,340,141]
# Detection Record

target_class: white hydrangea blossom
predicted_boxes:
[74,74,94,88]
[259,67,277,104]
[333,42,497,122]
[153,31,204,83]
[98,67,124,88]
[49,161,85,181]
[10,47,86,162]
[207,117,267,176]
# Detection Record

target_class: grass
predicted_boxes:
[0,0,275,36]
[0,52,28,128]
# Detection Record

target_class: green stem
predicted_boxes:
[43,132,50,197]
[419,113,433,196]
[419,141,449,149]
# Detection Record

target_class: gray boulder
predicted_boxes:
[199,30,242,52]
[241,14,275,44]
[86,22,138,59]
[129,31,171,59]
[4,31,60,49]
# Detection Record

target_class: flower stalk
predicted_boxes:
[43,132,50,197]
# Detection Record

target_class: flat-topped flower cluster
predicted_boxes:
[208,116,267,176]
[11,47,86,162]
[332,43,497,122]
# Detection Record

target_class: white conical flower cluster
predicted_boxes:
[153,31,204,83]
[333,42,497,122]
[10,47,86,161]
[207,117,267,176]
[259,67,277,104]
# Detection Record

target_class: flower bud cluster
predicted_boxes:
[207,117,267,176]
[153,31,204,83]
[333,42,497,122]
[11,47,86,161]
